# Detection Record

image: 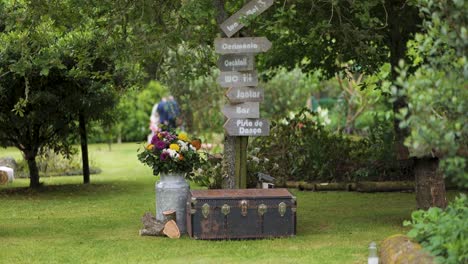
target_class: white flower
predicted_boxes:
[264,158,270,162]
[252,156,260,163]
[189,145,196,151]
[178,140,188,151]
[167,149,178,159]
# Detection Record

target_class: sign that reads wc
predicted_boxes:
[217,71,258,87]
[224,118,270,137]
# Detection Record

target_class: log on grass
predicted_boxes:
[163,220,180,239]
[314,182,353,191]
[356,181,414,192]
[380,234,434,264]
[0,171,8,185]
[139,212,166,236]
[163,210,176,222]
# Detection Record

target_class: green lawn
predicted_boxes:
[0,143,438,263]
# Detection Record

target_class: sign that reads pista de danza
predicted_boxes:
[218,54,255,72]
[220,0,274,37]
[215,37,271,54]
[225,87,264,103]
[217,71,258,87]
[224,118,270,136]
[222,102,260,119]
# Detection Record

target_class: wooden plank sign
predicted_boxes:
[224,118,270,136]
[218,54,255,72]
[215,37,272,54]
[225,87,264,103]
[222,102,260,119]
[217,71,258,87]
[220,0,274,37]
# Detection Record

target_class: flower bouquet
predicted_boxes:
[137,130,203,176]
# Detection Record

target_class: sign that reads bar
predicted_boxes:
[222,102,260,119]
[218,54,255,72]
[217,71,258,87]
[226,87,264,103]
[220,0,274,37]
[215,37,271,54]
[224,118,270,136]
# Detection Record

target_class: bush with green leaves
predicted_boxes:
[250,108,371,183]
[404,194,468,264]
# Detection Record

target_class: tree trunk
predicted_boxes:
[79,111,90,184]
[414,157,447,210]
[25,151,40,189]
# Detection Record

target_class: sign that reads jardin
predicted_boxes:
[220,0,274,37]
[217,71,258,87]
[222,102,260,119]
[218,54,255,72]
[215,37,271,54]
[225,87,264,103]
[224,118,270,136]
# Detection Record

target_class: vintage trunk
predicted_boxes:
[187,189,296,240]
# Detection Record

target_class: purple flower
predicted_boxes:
[150,134,160,145]
[160,151,169,161]
[155,140,167,150]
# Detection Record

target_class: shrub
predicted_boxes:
[250,108,370,183]
[404,194,468,264]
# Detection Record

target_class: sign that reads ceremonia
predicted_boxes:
[217,71,258,87]
[214,37,271,54]
[218,54,255,72]
[224,118,270,136]
[222,102,260,119]
[225,87,264,103]
[220,0,274,37]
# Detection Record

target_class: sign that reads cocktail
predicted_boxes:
[217,71,258,87]
[215,37,271,54]
[218,54,255,72]
[220,0,274,37]
[224,118,270,136]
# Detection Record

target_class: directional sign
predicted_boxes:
[218,54,255,72]
[222,102,260,119]
[226,87,264,103]
[217,71,258,87]
[224,118,270,136]
[215,37,272,54]
[220,0,274,37]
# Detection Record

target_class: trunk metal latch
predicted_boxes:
[278,202,287,217]
[202,203,210,218]
[258,204,267,216]
[221,204,230,216]
[240,200,248,216]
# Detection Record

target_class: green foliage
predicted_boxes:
[191,154,223,189]
[261,65,322,120]
[404,194,468,264]
[394,0,468,187]
[251,108,371,183]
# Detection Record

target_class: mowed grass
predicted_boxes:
[0,143,445,264]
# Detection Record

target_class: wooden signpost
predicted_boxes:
[217,71,258,87]
[215,0,273,189]
[225,87,264,103]
[220,0,275,38]
[222,102,260,119]
[218,54,255,72]
[223,118,270,136]
[214,37,272,54]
